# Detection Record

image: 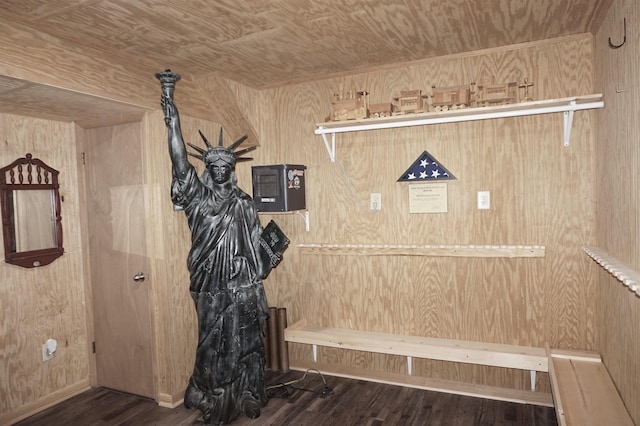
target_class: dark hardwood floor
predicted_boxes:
[15,370,558,426]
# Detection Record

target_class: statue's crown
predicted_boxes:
[204,147,237,166]
[187,129,255,167]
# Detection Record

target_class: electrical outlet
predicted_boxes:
[42,338,57,362]
[42,344,54,362]
[370,193,382,210]
[477,191,490,210]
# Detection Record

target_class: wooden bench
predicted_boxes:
[284,320,553,406]
[285,320,635,423]
[547,346,634,426]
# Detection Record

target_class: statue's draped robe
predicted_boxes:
[172,166,268,424]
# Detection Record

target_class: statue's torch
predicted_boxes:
[155,69,181,126]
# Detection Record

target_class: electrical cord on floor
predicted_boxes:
[266,369,334,399]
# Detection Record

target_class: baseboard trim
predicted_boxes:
[158,392,184,409]
[1,379,91,425]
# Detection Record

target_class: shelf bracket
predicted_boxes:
[295,210,310,232]
[320,131,336,162]
[563,101,576,147]
[259,210,310,231]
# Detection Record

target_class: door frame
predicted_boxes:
[76,121,158,400]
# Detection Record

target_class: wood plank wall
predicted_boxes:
[0,115,90,423]
[222,34,599,393]
[594,0,640,422]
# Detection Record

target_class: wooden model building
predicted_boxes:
[392,90,427,115]
[368,102,395,118]
[475,73,518,107]
[430,84,475,111]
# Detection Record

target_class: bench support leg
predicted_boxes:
[407,356,412,375]
[530,370,536,391]
[312,344,318,362]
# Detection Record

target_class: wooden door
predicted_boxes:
[84,122,155,398]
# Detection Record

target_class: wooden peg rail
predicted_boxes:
[297,243,545,258]
[582,246,640,296]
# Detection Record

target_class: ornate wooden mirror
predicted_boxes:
[0,153,63,268]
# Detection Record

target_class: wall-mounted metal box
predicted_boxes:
[252,164,306,212]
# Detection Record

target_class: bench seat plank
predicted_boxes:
[285,320,548,372]
[549,350,633,426]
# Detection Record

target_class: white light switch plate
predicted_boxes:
[477,191,490,210]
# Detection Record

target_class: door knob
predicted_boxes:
[133,272,146,282]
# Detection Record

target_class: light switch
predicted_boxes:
[370,193,382,210]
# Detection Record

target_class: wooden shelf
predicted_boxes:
[297,243,545,258]
[315,94,604,161]
[582,246,640,296]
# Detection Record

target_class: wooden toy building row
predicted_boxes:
[327,78,535,122]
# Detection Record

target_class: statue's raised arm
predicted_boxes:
[156,70,190,178]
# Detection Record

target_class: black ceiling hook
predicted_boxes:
[608,18,626,49]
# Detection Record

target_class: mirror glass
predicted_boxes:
[1,153,63,268]
[9,189,57,252]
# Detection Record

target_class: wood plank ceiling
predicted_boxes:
[0,0,612,123]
